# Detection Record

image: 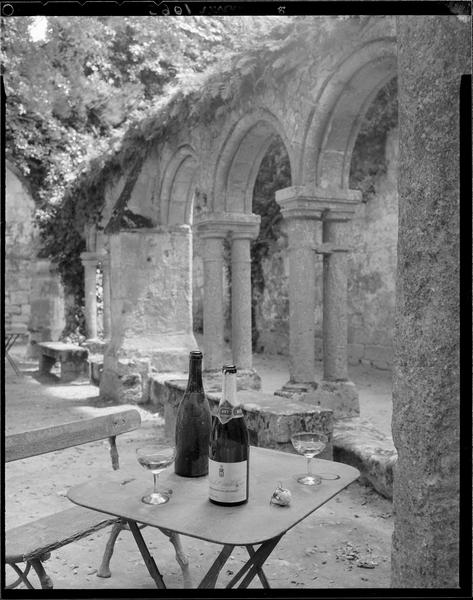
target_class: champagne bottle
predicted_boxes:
[209,365,249,505]
[174,350,212,477]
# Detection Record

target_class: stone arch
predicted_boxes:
[159,144,198,225]
[302,38,397,189]
[212,109,295,213]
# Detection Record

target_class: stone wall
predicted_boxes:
[5,164,38,336]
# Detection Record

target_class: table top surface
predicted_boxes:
[68,446,359,546]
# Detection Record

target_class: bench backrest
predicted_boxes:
[5,409,142,467]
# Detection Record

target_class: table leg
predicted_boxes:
[198,544,235,589]
[245,545,270,588]
[226,535,282,589]
[6,334,22,376]
[127,520,166,589]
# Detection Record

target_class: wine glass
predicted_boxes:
[291,432,341,484]
[291,432,327,485]
[136,444,175,505]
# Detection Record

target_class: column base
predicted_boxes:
[275,380,359,419]
[204,368,261,392]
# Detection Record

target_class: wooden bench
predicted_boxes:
[37,341,89,382]
[5,410,141,589]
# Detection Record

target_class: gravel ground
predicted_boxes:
[5,346,393,590]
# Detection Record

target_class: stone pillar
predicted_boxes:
[275,187,324,388]
[391,16,469,588]
[80,251,98,340]
[27,259,65,357]
[275,186,361,418]
[201,233,226,372]
[322,219,349,381]
[230,215,260,388]
[196,212,261,390]
[100,251,112,341]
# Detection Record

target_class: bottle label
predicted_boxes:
[216,399,243,424]
[208,459,247,503]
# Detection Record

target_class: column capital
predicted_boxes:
[276,186,362,222]
[196,212,260,240]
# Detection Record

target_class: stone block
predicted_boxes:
[278,380,360,419]
[10,291,29,305]
[203,368,261,392]
[6,305,21,315]
[156,378,334,459]
[333,417,397,499]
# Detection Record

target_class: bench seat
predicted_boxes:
[37,342,88,382]
[6,505,119,564]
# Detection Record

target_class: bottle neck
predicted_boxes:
[221,372,238,407]
[186,357,204,393]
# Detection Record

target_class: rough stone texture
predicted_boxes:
[152,377,334,460]
[100,227,197,403]
[27,260,66,358]
[276,380,359,420]
[391,16,469,588]
[247,127,399,368]
[346,127,399,369]
[5,164,39,339]
[333,417,396,499]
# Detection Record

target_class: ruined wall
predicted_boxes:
[347,127,398,369]
[5,164,38,335]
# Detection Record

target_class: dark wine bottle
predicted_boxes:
[209,365,249,506]
[174,350,212,477]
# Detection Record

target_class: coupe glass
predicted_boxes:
[291,432,327,485]
[291,432,341,484]
[136,444,175,505]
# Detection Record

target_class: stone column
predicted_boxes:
[275,187,324,388]
[322,219,349,381]
[100,251,112,341]
[230,215,260,385]
[275,186,361,418]
[391,16,469,588]
[196,217,227,373]
[196,212,261,389]
[80,251,98,340]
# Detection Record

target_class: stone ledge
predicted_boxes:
[333,417,397,499]
[150,376,334,460]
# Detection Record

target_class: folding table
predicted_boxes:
[68,446,359,589]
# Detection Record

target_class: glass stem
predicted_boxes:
[307,457,312,476]
[153,473,159,494]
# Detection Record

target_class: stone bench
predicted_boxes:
[150,377,334,460]
[37,342,89,382]
[333,417,397,499]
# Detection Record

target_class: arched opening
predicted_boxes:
[346,77,399,382]
[250,136,291,354]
